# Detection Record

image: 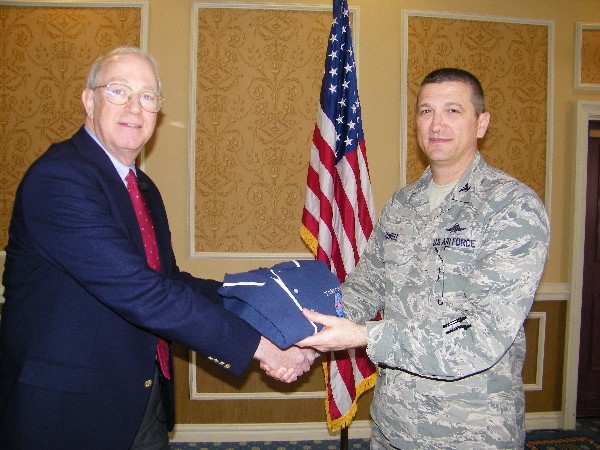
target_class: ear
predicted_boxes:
[476,111,491,138]
[82,88,95,119]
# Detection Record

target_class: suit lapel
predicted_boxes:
[71,127,149,261]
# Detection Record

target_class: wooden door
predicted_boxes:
[578,120,600,416]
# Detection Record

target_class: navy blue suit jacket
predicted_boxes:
[0,127,262,449]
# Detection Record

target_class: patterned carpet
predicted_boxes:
[169,417,600,450]
[524,417,600,450]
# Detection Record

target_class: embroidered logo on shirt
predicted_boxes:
[432,236,477,248]
[384,231,399,241]
[324,287,345,317]
[459,183,471,192]
[433,224,475,249]
[446,223,466,233]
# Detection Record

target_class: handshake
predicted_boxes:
[252,308,369,383]
[218,260,345,384]
[253,336,318,383]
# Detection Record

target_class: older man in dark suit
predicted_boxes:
[0,46,314,450]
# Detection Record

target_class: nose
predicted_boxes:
[430,112,444,133]
[125,94,143,114]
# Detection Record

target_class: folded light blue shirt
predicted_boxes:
[218,260,343,349]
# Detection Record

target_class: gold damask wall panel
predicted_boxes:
[0,4,142,250]
[193,6,331,254]
[581,27,600,85]
[406,15,548,202]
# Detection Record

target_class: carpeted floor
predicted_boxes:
[169,417,600,450]
[524,416,600,449]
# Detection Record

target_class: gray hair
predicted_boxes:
[86,46,161,92]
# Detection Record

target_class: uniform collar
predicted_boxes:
[408,151,486,212]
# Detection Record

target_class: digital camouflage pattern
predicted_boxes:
[342,153,550,449]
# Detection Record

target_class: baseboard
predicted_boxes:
[169,420,371,442]
[170,412,564,442]
[525,411,564,431]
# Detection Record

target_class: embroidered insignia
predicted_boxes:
[459,183,471,192]
[446,223,466,233]
[384,231,399,241]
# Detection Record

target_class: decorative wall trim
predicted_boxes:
[400,10,554,218]
[170,420,371,442]
[575,23,600,90]
[564,101,600,429]
[188,349,326,400]
[536,283,569,301]
[188,251,313,261]
[169,412,563,442]
[525,411,564,431]
[186,282,567,401]
[523,311,546,391]
[188,2,359,260]
[0,1,149,51]
[0,1,148,259]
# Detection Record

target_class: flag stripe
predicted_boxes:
[301,0,378,433]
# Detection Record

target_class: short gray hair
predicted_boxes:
[86,46,161,92]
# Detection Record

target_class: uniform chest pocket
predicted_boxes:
[382,219,418,271]
[430,227,481,277]
[428,228,480,308]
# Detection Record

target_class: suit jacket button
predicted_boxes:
[145,379,153,388]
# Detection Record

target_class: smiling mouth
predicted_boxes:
[120,122,142,128]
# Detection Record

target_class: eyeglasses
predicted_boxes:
[93,83,164,113]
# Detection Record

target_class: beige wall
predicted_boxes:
[146,0,600,430]
[2,0,597,288]
[1,0,600,436]
[139,0,600,285]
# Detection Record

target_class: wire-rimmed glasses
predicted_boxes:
[93,83,164,113]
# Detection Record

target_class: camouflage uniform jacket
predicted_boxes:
[342,153,550,449]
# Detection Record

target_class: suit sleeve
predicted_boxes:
[19,155,260,376]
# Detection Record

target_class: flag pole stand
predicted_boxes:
[340,427,348,450]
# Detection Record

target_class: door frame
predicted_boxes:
[565,100,600,428]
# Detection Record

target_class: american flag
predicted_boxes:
[300,0,378,433]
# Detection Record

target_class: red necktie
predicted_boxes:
[126,169,170,380]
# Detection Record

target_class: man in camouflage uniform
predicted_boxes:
[299,68,550,449]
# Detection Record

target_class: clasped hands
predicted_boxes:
[254,308,368,383]
[254,336,316,383]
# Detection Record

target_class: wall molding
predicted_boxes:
[575,23,600,90]
[187,282,568,401]
[0,0,149,260]
[169,412,564,442]
[400,10,555,217]
[187,2,360,261]
[523,311,546,391]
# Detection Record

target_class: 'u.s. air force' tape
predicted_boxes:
[218,260,343,349]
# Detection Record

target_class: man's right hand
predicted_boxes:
[253,337,316,383]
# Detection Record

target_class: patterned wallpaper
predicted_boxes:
[406,15,549,202]
[581,27,600,85]
[0,7,555,256]
[0,5,142,250]
[192,7,331,255]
